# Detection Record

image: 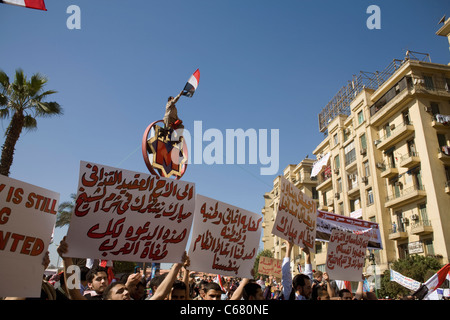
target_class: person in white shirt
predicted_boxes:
[281,240,313,300]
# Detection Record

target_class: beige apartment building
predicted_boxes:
[262,19,450,278]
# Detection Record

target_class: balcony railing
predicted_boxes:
[385,185,426,208]
[377,122,415,150]
[410,220,433,235]
[413,78,450,96]
[399,151,420,168]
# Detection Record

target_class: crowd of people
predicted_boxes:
[1,236,389,301]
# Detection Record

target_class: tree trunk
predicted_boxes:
[0,112,24,176]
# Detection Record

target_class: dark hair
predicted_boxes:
[338,288,351,297]
[86,266,108,283]
[289,274,310,300]
[149,274,167,290]
[243,282,261,300]
[204,282,222,294]
[172,280,187,291]
[103,282,125,300]
[168,96,174,101]
[80,266,90,281]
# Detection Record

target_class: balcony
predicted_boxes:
[438,147,450,164]
[380,163,399,179]
[385,185,426,208]
[376,122,415,151]
[348,184,361,199]
[410,220,433,235]
[317,169,332,192]
[431,114,450,133]
[388,227,408,240]
[400,152,421,168]
[413,78,450,98]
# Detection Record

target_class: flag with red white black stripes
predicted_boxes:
[0,0,46,11]
[182,69,200,97]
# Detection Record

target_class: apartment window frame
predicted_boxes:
[357,110,364,125]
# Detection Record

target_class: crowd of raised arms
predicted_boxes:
[2,236,408,301]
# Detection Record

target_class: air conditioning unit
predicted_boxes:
[424,106,432,113]
[374,140,381,146]
[394,181,403,187]
[361,176,368,183]
[334,168,340,174]
[360,148,367,155]
[390,124,396,130]
[335,193,340,199]
[376,162,384,169]
[401,217,408,224]
[411,214,419,220]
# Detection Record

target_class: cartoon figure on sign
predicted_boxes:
[142,69,200,179]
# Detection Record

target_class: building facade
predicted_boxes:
[262,48,450,279]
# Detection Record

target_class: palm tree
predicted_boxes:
[0,69,62,176]
[56,193,76,228]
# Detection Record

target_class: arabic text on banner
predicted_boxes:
[65,161,195,264]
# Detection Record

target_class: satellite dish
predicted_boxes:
[438,15,446,24]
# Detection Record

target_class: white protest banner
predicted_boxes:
[65,161,195,264]
[316,210,382,250]
[0,175,59,298]
[325,229,370,282]
[188,195,262,278]
[389,269,421,292]
[272,177,316,250]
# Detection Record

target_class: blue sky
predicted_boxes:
[1,0,449,268]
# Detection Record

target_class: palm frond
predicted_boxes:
[0,70,10,91]
[23,115,37,131]
[0,108,10,119]
[34,101,63,117]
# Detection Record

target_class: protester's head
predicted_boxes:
[149,274,167,294]
[86,266,109,294]
[80,266,90,284]
[103,282,130,300]
[170,280,187,300]
[132,281,147,300]
[313,270,323,281]
[338,289,353,300]
[243,282,264,300]
[291,274,312,300]
[168,96,174,102]
[196,280,208,298]
[312,284,330,300]
[202,282,223,300]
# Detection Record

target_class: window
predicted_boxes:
[334,155,340,170]
[358,111,364,125]
[344,141,356,166]
[407,139,417,156]
[333,133,339,146]
[418,203,428,221]
[337,178,342,192]
[363,161,370,177]
[360,134,367,150]
[437,133,447,148]
[384,123,391,138]
[430,102,440,115]
[312,187,318,200]
[403,111,411,125]
[424,75,434,90]
[338,202,344,215]
[424,239,435,256]
[367,188,374,205]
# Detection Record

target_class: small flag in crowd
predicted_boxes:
[182,69,200,97]
[214,275,225,292]
[0,0,47,10]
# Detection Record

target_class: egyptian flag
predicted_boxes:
[413,263,450,300]
[214,275,226,292]
[182,69,200,97]
[0,0,47,10]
